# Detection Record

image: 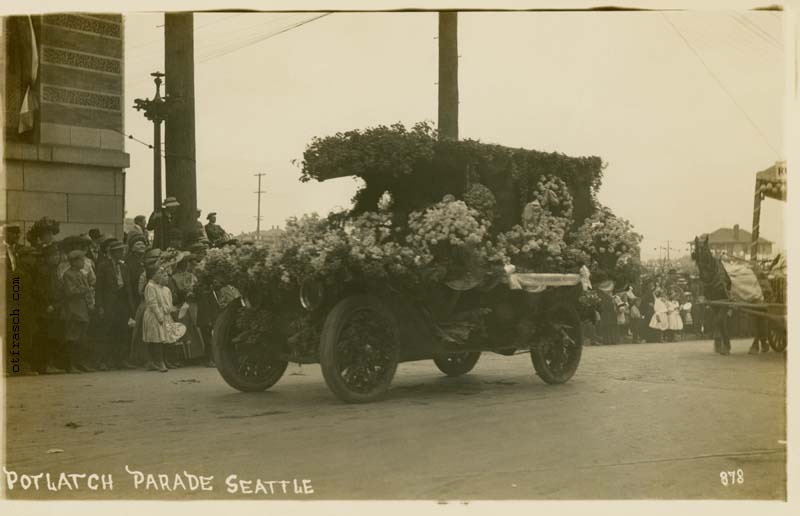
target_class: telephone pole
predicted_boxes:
[254,173,266,240]
[438,11,459,141]
[164,12,197,230]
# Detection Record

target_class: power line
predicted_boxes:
[732,15,781,51]
[660,12,780,157]
[198,13,332,63]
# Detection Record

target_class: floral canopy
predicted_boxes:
[756,161,787,202]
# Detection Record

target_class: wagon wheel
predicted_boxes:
[767,321,787,353]
[212,305,288,392]
[530,302,583,384]
[433,352,481,377]
[320,295,400,403]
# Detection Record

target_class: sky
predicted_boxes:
[122,10,786,260]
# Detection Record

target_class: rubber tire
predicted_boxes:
[212,305,289,392]
[530,302,583,384]
[767,323,787,353]
[433,352,481,377]
[319,295,400,403]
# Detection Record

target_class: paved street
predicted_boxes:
[2,338,786,500]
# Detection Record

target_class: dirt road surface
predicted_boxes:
[2,338,786,500]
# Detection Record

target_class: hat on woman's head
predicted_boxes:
[157,248,188,272]
[67,249,85,261]
[127,233,147,251]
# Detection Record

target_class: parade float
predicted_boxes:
[197,123,642,402]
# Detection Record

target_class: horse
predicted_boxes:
[691,236,733,354]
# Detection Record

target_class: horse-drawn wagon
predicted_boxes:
[200,124,632,402]
[692,237,786,354]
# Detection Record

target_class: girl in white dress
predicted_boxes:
[142,268,178,372]
[666,292,684,341]
[649,289,668,342]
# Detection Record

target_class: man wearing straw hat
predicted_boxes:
[147,196,182,250]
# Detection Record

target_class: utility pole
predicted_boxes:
[165,12,197,231]
[254,173,266,240]
[438,11,459,141]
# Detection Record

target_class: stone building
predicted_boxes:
[2,14,129,240]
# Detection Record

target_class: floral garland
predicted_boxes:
[532,175,573,220]
[196,191,642,354]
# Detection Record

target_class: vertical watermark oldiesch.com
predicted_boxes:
[6,273,23,374]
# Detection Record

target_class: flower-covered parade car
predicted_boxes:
[197,123,642,403]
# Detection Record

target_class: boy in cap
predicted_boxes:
[62,250,92,373]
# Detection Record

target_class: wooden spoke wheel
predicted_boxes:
[212,305,288,392]
[320,295,400,403]
[530,302,583,384]
[433,352,481,377]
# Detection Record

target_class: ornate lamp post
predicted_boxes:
[133,71,174,213]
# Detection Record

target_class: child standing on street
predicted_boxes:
[61,250,93,373]
[142,267,182,372]
[629,298,643,343]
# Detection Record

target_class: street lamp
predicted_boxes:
[133,72,178,213]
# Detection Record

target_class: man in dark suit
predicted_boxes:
[96,240,135,369]
[204,212,228,247]
[147,197,181,250]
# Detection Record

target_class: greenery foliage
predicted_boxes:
[199,122,643,354]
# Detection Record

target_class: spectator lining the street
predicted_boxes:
[62,250,93,374]
[649,288,668,342]
[41,244,65,374]
[205,212,227,247]
[129,215,151,246]
[629,298,643,343]
[666,291,683,341]
[96,240,136,370]
[143,266,180,373]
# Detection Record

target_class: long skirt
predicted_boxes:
[129,303,148,363]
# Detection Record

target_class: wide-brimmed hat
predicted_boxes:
[206,212,217,220]
[144,248,162,259]
[143,248,162,266]
[157,248,188,271]
[67,249,86,261]
[187,241,208,254]
[163,196,180,208]
[596,280,615,293]
[109,241,126,253]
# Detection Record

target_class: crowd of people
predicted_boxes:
[588,275,703,346]
[2,197,232,376]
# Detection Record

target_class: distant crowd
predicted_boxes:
[3,196,236,376]
[587,274,704,346]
